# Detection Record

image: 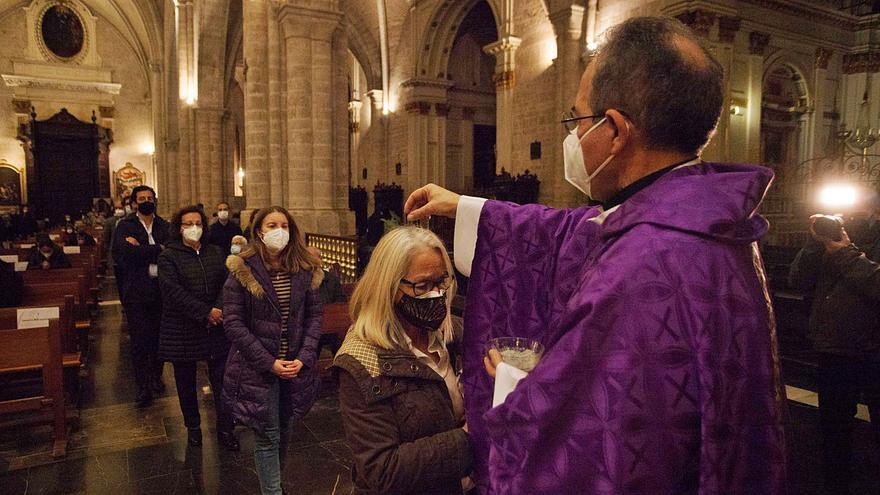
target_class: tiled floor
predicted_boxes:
[1,280,879,494]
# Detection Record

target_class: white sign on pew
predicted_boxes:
[17,243,34,249]
[0,255,18,263]
[49,234,61,241]
[17,307,60,329]
[14,262,28,272]
[63,246,81,254]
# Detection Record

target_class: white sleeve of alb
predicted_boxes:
[453,196,487,277]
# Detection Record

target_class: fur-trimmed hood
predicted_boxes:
[226,254,323,298]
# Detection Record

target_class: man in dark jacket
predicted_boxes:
[207,201,242,256]
[789,212,880,493]
[112,185,169,407]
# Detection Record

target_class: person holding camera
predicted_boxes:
[789,212,880,494]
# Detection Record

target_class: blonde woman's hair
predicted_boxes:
[240,206,321,274]
[349,226,456,350]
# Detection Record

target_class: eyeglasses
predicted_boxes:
[561,109,604,133]
[400,273,452,297]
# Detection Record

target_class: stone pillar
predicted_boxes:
[243,0,270,208]
[483,36,521,172]
[149,62,167,208]
[812,48,833,159]
[267,2,285,205]
[747,31,771,163]
[279,4,347,234]
[549,5,584,204]
[194,108,225,207]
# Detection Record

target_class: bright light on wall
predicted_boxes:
[142,142,155,156]
[819,184,857,208]
[237,167,245,188]
[586,41,598,51]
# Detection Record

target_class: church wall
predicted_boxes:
[0,3,154,202]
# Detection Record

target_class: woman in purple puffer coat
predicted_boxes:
[221,206,323,495]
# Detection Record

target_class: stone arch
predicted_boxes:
[418,0,502,80]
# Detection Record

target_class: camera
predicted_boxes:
[813,215,844,241]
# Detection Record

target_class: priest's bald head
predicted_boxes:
[569,16,724,202]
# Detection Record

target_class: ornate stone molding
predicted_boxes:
[12,99,31,114]
[492,71,516,91]
[718,16,741,43]
[749,32,771,56]
[1,74,121,95]
[435,103,451,118]
[739,0,857,31]
[815,48,833,70]
[675,10,716,38]
[404,101,431,115]
[98,105,115,119]
[843,52,880,74]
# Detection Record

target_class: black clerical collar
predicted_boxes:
[602,157,698,210]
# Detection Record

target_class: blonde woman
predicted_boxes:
[221,206,324,495]
[334,226,473,494]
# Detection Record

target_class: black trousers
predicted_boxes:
[124,299,163,391]
[172,356,233,433]
[817,353,880,494]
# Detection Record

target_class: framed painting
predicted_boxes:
[113,163,146,201]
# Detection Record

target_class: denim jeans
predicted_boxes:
[254,378,289,495]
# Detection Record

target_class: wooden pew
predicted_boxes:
[0,319,68,457]
[23,265,99,311]
[21,277,90,327]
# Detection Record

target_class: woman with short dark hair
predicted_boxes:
[157,205,238,451]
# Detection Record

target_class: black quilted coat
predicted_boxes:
[157,241,229,362]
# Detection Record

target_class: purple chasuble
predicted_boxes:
[462,162,787,494]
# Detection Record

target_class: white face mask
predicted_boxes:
[217,210,229,221]
[230,244,242,255]
[262,228,290,251]
[114,209,125,217]
[183,225,202,243]
[125,205,132,215]
[563,117,615,198]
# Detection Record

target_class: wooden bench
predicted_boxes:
[22,277,91,330]
[23,266,99,311]
[0,299,83,404]
[0,319,68,457]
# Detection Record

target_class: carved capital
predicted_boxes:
[749,31,771,56]
[404,101,431,115]
[676,10,716,38]
[815,47,833,70]
[12,99,31,115]
[718,16,741,43]
[435,103,451,117]
[492,71,515,91]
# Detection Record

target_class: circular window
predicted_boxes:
[40,5,85,59]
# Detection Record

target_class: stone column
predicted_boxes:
[279,4,347,234]
[483,36,521,172]
[812,48,833,159]
[194,108,225,207]
[549,5,584,204]
[243,0,270,208]
[747,31,771,163]
[267,2,285,205]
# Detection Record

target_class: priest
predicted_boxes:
[404,16,787,495]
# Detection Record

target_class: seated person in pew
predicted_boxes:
[307,246,348,305]
[64,221,96,247]
[27,234,72,270]
[0,258,23,307]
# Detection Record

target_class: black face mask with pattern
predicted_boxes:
[395,291,447,331]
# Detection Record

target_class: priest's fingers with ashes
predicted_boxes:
[404,184,461,221]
